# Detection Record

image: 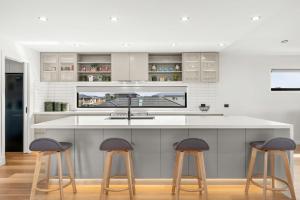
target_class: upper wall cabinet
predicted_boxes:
[77,54,111,82]
[41,53,77,82]
[182,52,219,83]
[201,53,219,82]
[111,53,148,81]
[148,54,182,82]
[182,53,201,82]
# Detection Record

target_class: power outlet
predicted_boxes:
[224,104,229,108]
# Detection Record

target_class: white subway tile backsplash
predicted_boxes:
[34,82,217,113]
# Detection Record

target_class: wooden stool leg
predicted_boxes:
[195,152,202,194]
[270,152,275,194]
[46,154,51,188]
[245,148,257,194]
[105,152,113,195]
[281,151,296,200]
[129,151,136,195]
[100,152,113,200]
[125,152,134,200]
[263,151,268,200]
[175,152,184,200]
[197,152,208,200]
[57,152,64,200]
[172,151,179,195]
[65,149,77,193]
[30,152,42,200]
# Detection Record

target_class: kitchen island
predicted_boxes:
[32,115,293,181]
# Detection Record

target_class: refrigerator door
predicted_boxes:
[5,73,23,152]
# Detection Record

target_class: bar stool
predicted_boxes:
[99,138,135,200]
[29,138,77,200]
[245,137,296,200]
[172,138,209,200]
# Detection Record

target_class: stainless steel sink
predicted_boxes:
[108,115,155,120]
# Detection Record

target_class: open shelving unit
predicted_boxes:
[148,54,182,82]
[77,54,111,82]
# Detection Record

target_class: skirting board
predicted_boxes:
[0,156,5,166]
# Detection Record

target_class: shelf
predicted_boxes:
[149,71,182,73]
[149,61,182,64]
[78,62,111,64]
[79,70,111,73]
[203,69,217,72]
[183,61,201,63]
[184,70,200,72]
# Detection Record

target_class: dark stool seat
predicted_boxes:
[100,138,133,151]
[173,138,209,151]
[30,138,72,152]
[250,137,296,151]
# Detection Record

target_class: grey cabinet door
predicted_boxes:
[132,129,161,178]
[218,129,246,178]
[160,129,189,178]
[103,129,132,176]
[75,129,104,178]
[129,53,148,81]
[35,129,75,176]
[188,129,218,178]
[111,53,130,81]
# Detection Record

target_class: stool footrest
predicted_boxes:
[250,175,289,192]
[104,187,129,192]
[180,186,204,192]
[35,180,72,192]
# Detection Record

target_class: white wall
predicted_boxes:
[0,37,40,165]
[217,53,300,143]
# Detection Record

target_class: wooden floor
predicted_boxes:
[0,152,299,200]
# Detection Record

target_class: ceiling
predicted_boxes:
[0,0,298,54]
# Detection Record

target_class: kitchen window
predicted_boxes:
[271,69,300,91]
[77,86,187,108]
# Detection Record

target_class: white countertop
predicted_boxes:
[32,115,292,129]
[34,111,223,116]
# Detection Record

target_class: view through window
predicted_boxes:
[77,86,187,108]
[271,69,300,91]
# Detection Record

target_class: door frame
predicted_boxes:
[0,52,30,165]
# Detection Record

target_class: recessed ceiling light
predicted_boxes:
[171,43,176,47]
[110,16,118,22]
[123,43,130,47]
[181,16,190,22]
[19,41,59,45]
[219,43,225,47]
[281,40,289,44]
[38,16,48,22]
[251,15,261,21]
[72,43,80,47]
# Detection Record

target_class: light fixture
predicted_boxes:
[281,40,289,44]
[72,43,80,47]
[19,41,59,45]
[251,15,261,22]
[110,16,118,22]
[171,43,176,47]
[219,43,225,47]
[123,43,129,47]
[38,16,48,22]
[181,16,190,22]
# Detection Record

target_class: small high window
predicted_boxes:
[271,69,300,91]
